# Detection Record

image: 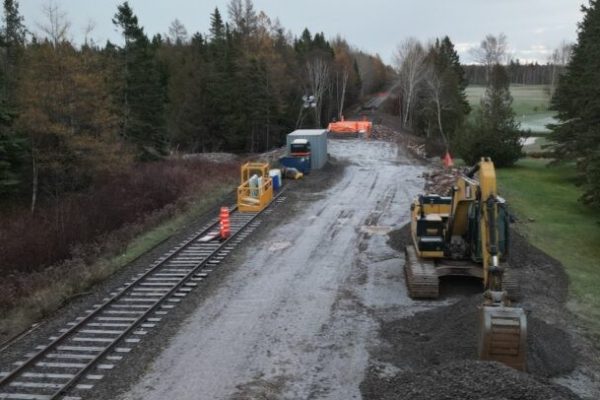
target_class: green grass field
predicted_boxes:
[466,84,555,134]
[497,159,600,333]
[466,85,600,335]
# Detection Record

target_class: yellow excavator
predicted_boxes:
[405,158,527,370]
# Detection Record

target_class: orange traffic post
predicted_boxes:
[443,151,454,168]
[220,207,231,239]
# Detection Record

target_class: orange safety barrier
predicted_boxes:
[220,207,231,239]
[327,120,373,137]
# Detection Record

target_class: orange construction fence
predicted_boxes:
[327,120,373,137]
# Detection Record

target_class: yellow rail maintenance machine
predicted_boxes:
[237,162,274,213]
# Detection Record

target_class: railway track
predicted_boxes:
[0,193,287,400]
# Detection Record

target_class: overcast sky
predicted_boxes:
[19,0,584,65]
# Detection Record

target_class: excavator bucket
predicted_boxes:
[479,306,527,371]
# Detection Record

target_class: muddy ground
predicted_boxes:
[1,123,599,400]
[115,139,426,400]
[116,136,598,400]
[361,223,598,399]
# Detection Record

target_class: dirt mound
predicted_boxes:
[361,360,580,400]
[376,293,576,377]
[371,124,400,142]
[364,224,580,399]
[385,224,577,376]
[528,317,576,377]
[423,167,467,194]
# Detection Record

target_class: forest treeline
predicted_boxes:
[0,0,391,209]
[465,39,572,88]
[465,61,562,86]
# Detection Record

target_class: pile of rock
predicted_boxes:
[423,167,466,195]
[371,124,399,141]
[365,360,580,400]
[407,142,426,159]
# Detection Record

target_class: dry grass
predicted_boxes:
[0,159,238,342]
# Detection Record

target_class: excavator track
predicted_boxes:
[479,306,528,371]
[404,245,439,299]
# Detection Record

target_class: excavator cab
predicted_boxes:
[405,158,527,371]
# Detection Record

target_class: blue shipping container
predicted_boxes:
[279,156,311,174]
[286,130,328,170]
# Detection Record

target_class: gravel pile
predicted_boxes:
[371,124,400,141]
[362,361,580,400]
[422,167,468,195]
[361,223,581,399]
[376,292,576,378]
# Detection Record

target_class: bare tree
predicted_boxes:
[424,64,449,147]
[470,33,508,82]
[82,19,96,47]
[168,19,188,44]
[336,68,349,120]
[394,38,427,128]
[30,1,72,212]
[306,58,329,128]
[37,0,71,46]
[228,0,243,25]
[228,0,257,36]
[548,41,573,97]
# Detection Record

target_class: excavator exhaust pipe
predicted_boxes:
[479,306,528,371]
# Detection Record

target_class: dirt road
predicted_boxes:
[116,136,598,400]
[119,139,427,399]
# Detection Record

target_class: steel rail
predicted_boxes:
[0,189,285,399]
[0,207,231,390]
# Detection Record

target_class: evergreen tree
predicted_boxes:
[294,28,333,60]
[418,36,470,148]
[549,0,600,206]
[0,124,25,196]
[457,64,522,167]
[209,7,225,42]
[1,0,26,104]
[0,0,26,198]
[113,2,167,160]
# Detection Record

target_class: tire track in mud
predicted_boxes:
[116,138,429,400]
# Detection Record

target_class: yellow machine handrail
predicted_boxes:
[240,162,270,184]
[237,162,274,212]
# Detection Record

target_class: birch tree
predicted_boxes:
[394,38,427,128]
[470,33,508,82]
[306,57,329,127]
[337,67,349,119]
[168,19,188,44]
[425,64,448,147]
[37,0,71,46]
[548,41,573,97]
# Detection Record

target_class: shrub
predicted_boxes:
[0,159,237,276]
[455,64,524,168]
[455,117,524,167]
